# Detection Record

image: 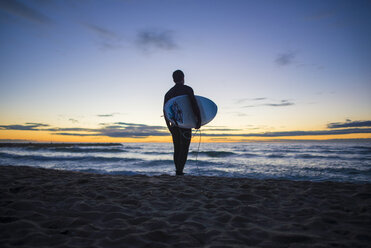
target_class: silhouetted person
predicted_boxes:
[164,70,201,175]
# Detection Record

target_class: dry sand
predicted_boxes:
[0,165,370,248]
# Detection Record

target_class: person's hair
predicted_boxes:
[172,70,184,83]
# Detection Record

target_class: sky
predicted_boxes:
[0,0,370,142]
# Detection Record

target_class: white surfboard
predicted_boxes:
[164,95,217,128]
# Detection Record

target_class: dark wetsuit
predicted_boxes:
[164,84,201,175]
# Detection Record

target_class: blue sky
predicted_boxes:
[0,0,370,142]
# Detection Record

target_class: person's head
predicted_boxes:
[172,70,184,84]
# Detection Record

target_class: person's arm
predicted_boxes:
[164,110,173,130]
[188,88,201,129]
[163,96,173,130]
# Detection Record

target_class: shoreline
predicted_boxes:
[1,165,370,247]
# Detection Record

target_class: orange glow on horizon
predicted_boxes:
[1,130,370,143]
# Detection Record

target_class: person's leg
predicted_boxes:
[177,128,191,174]
[170,127,181,173]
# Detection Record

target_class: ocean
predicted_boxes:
[1,141,370,183]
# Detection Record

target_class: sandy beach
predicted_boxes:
[0,165,370,247]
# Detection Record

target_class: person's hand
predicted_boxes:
[195,119,201,130]
[169,123,176,130]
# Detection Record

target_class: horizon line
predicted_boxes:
[1,138,371,144]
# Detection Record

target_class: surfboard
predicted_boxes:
[164,95,217,128]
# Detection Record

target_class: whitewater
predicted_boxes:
[0,141,370,183]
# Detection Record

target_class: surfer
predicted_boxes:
[164,70,201,176]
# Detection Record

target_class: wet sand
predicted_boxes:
[0,165,370,247]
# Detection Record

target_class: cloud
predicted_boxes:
[203,128,371,137]
[276,51,324,70]
[83,24,178,52]
[229,112,248,117]
[253,97,267,101]
[53,122,168,138]
[327,120,371,129]
[243,99,294,108]
[52,127,98,132]
[97,42,121,50]
[53,133,96,137]
[83,23,122,50]
[0,123,50,130]
[97,113,122,118]
[0,121,168,138]
[275,51,296,66]
[0,139,32,143]
[235,97,267,104]
[99,122,167,138]
[3,121,370,139]
[114,122,148,127]
[69,118,78,124]
[0,123,98,133]
[0,0,53,24]
[25,122,49,126]
[264,100,294,107]
[84,23,118,39]
[136,29,178,52]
